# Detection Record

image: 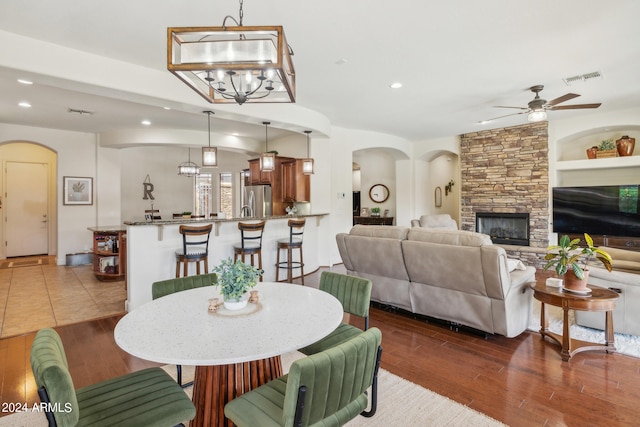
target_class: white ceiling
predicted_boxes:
[1,0,639,142]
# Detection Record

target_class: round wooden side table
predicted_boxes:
[531,281,619,361]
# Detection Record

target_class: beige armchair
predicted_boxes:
[411,214,457,229]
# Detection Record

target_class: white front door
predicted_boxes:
[5,161,49,256]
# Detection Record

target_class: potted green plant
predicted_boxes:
[212,258,262,310]
[370,207,381,217]
[543,233,613,292]
[596,138,618,158]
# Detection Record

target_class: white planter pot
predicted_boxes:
[223,298,248,311]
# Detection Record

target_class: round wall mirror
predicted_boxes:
[369,184,389,203]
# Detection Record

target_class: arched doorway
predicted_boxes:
[0,142,57,259]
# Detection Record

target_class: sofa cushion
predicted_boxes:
[407,228,492,247]
[349,225,409,239]
[416,214,457,229]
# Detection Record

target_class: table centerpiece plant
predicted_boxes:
[213,257,262,310]
[543,233,613,292]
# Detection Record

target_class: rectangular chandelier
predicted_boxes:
[168,26,296,104]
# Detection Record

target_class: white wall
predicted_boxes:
[0,123,97,263]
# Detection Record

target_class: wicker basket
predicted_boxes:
[596,149,618,158]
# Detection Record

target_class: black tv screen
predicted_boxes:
[552,185,640,237]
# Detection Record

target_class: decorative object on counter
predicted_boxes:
[285,205,298,215]
[302,130,314,175]
[167,0,295,105]
[182,212,192,218]
[259,122,275,172]
[595,138,618,158]
[178,147,200,177]
[445,179,455,196]
[360,207,369,217]
[63,176,93,205]
[435,186,442,207]
[213,257,262,310]
[543,233,613,292]
[369,183,389,203]
[370,207,381,217]
[616,135,635,157]
[202,111,218,167]
[142,175,155,200]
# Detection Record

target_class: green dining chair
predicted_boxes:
[152,273,217,387]
[224,328,383,427]
[299,271,372,355]
[30,328,195,427]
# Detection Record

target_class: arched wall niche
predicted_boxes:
[414,149,459,226]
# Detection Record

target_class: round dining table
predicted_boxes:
[114,282,343,427]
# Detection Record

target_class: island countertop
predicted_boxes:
[124,212,328,226]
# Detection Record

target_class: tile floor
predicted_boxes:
[0,256,126,338]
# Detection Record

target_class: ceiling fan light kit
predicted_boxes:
[167,0,295,105]
[482,84,602,124]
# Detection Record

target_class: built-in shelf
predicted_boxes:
[556,155,640,171]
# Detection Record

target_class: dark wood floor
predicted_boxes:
[2,277,640,426]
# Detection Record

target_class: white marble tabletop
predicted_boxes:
[114,282,343,365]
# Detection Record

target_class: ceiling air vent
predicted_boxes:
[562,71,603,86]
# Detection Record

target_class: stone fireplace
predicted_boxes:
[476,212,530,246]
[459,122,549,267]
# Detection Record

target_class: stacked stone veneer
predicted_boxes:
[459,122,549,267]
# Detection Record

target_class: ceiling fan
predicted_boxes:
[481,85,601,123]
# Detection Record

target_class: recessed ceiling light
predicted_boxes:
[18,102,32,108]
[17,79,33,85]
[163,106,171,110]
[141,120,151,126]
[477,120,491,125]
[335,58,348,65]
[390,82,402,89]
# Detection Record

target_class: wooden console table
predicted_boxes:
[531,281,619,361]
[353,216,394,226]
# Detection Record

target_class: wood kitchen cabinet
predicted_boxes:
[282,159,310,202]
[248,159,273,185]
[88,227,127,281]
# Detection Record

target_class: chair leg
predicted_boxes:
[175,260,180,278]
[287,247,293,283]
[196,261,200,275]
[183,260,188,277]
[361,345,383,418]
[204,257,208,274]
[276,248,281,282]
[299,246,304,286]
[258,251,263,280]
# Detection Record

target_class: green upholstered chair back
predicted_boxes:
[30,328,79,427]
[319,271,372,319]
[283,327,382,426]
[152,272,217,300]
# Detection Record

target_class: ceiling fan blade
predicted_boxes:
[493,106,529,110]
[546,93,580,106]
[549,103,602,110]
[479,111,527,123]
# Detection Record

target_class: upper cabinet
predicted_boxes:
[282,159,310,202]
[248,159,273,185]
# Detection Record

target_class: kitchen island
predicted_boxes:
[123,214,328,311]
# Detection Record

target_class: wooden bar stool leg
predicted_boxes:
[287,247,293,283]
[258,252,263,280]
[276,248,281,282]
[175,260,180,278]
[183,261,188,278]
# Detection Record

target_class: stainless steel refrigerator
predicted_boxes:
[242,185,272,217]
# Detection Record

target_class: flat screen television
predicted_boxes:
[552,185,640,237]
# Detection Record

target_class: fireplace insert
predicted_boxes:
[476,212,530,246]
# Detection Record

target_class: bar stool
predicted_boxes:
[175,224,213,278]
[233,221,266,280]
[276,218,306,284]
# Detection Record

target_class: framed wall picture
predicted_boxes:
[63,176,93,205]
[435,186,442,207]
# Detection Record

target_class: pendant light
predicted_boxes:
[301,130,314,175]
[178,147,200,177]
[202,110,218,167]
[259,121,275,172]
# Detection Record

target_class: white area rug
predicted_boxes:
[529,300,640,359]
[0,351,505,427]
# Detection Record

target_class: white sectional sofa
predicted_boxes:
[574,247,640,335]
[336,225,537,337]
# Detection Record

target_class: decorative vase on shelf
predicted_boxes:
[586,147,598,159]
[616,135,635,157]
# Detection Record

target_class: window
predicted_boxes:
[195,173,212,216]
[220,173,233,218]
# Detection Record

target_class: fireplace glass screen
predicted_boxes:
[476,213,529,246]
